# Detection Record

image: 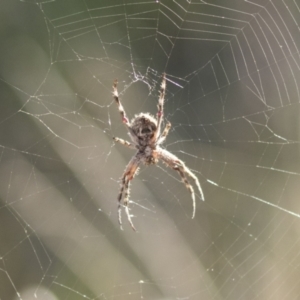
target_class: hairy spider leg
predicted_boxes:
[113,137,136,150]
[173,163,196,218]
[157,121,171,144]
[154,73,166,140]
[122,178,135,231]
[157,148,204,218]
[180,162,205,204]
[117,156,140,231]
[113,79,130,125]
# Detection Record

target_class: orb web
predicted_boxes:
[0,0,300,299]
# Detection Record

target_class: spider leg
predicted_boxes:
[174,164,197,218]
[154,73,166,140]
[122,177,135,231]
[180,161,205,204]
[157,148,204,218]
[157,121,171,144]
[113,137,136,150]
[117,155,140,231]
[113,79,130,126]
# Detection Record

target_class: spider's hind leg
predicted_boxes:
[174,160,205,218]
[182,164,205,203]
[117,156,140,231]
[173,163,197,219]
[117,176,126,230]
[157,148,204,219]
[118,175,136,231]
[122,178,136,231]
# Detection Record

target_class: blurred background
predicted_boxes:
[1,0,300,299]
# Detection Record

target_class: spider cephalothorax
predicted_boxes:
[113,73,204,231]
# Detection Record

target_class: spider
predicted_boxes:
[113,73,204,230]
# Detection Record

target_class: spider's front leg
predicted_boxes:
[117,155,141,231]
[113,79,130,126]
[154,73,166,140]
[158,121,171,144]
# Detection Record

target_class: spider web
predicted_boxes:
[0,0,300,299]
